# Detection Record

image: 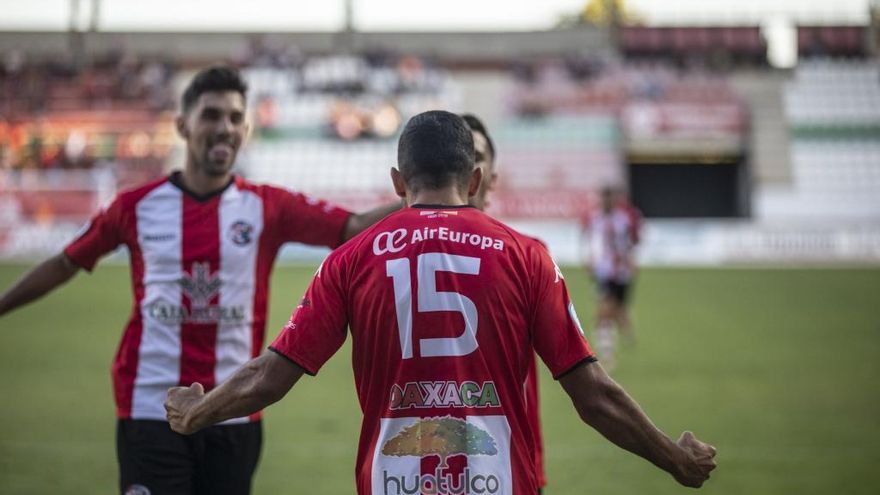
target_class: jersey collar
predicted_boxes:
[168,171,236,202]
[410,204,476,209]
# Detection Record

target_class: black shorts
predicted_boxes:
[117,419,262,495]
[598,279,630,304]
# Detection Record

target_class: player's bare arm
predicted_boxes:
[0,253,81,317]
[165,351,305,435]
[342,200,404,241]
[559,361,717,488]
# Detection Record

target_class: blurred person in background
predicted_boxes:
[0,65,399,495]
[462,112,550,493]
[582,185,642,370]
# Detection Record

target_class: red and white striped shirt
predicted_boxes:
[585,205,642,282]
[64,172,351,421]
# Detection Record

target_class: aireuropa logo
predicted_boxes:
[380,416,502,494]
[373,228,408,255]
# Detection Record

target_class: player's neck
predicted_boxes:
[408,188,469,207]
[179,166,233,197]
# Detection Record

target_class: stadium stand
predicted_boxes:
[0,55,177,258]
[238,53,460,213]
[757,59,880,221]
[1,24,878,263]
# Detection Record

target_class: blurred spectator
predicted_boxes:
[62,130,91,169]
[255,95,279,133]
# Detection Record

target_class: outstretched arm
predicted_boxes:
[0,253,81,317]
[560,362,717,488]
[342,200,403,241]
[165,351,306,434]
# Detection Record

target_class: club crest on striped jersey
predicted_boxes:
[179,262,221,306]
[228,220,255,246]
[229,220,254,246]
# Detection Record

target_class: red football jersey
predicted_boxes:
[523,236,549,488]
[271,205,595,495]
[524,354,545,488]
[64,172,351,421]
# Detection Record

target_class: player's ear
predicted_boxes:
[175,114,189,139]
[467,166,483,198]
[390,167,407,199]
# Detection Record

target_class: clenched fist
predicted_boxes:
[672,431,717,488]
[165,382,206,435]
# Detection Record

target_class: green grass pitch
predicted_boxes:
[1,263,878,494]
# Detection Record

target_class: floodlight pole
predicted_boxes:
[345,0,354,34]
[68,0,85,68]
[69,0,80,32]
[90,0,101,32]
[336,0,356,53]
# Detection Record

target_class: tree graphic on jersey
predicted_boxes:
[179,262,221,306]
[381,417,497,469]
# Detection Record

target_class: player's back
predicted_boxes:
[319,206,592,494]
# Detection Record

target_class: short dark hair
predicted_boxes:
[181,66,248,112]
[460,113,496,161]
[397,111,475,192]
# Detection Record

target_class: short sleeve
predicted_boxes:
[529,244,596,379]
[268,188,352,249]
[269,252,349,375]
[63,197,125,272]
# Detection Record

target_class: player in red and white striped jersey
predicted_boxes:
[165,111,717,494]
[0,66,399,495]
[582,186,643,369]
[461,113,549,492]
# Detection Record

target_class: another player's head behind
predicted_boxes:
[460,113,498,211]
[600,185,618,213]
[391,110,481,205]
[176,66,250,178]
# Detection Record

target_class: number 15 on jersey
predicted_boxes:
[386,253,480,359]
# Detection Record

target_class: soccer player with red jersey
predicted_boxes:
[0,66,399,495]
[461,113,548,492]
[583,185,643,369]
[165,110,716,494]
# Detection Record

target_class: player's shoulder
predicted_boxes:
[514,230,554,266]
[232,175,294,198]
[338,207,409,253]
[480,214,545,251]
[461,213,553,269]
[233,176,337,209]
[112,175,173,210]
[525,234,549,251]
[319,209,405,273]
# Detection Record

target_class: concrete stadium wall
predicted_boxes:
[0,29,611,62]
